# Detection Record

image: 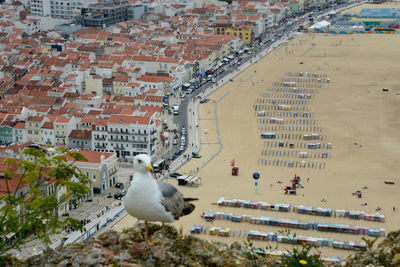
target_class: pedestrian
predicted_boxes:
[394,206,396,212]
[307,177,310,182]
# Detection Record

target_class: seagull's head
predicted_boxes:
[133,154,153,174]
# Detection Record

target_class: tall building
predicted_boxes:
[29,0,99,20]
[80,0,145,28]
[29,0,51,17]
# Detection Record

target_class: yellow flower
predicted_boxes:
[299,259,307,265]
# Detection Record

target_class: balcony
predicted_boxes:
[55,135,65,138]
[109,169,117,176]
[150,129,157,135]
[109,137,130,142]
[94,136,107,140]
[95,144,107,149]
[109,130,148,136]
[109,138,148,144]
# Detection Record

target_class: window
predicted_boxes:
[28,130,32,134]
[93,173,96,181]
[34,131,38,135]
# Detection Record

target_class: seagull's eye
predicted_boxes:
[138,159,142,163]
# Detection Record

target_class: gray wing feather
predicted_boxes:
[157,180,178,198]
[157,181,184,219]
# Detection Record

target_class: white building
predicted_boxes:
[75,94,104,113]
[13,121,26,144]
[54,116,76,147]
[92,114,158,160]
[29,0,51,17]
[29,0,99,20]
[41,121,55,146]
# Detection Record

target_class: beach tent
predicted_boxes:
[309,20,331,30]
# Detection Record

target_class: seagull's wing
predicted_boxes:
[157,180,184,220]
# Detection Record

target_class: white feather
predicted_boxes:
[123,155,174,222]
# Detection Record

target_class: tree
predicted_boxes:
[0,147,91,258]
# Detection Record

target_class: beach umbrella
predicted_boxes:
[253,172,260,193]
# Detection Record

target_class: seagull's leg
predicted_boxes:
[145,220,149,246]
[162,221,165,249]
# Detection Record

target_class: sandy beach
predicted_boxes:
[114,31,400,257]
[341,2,400,15]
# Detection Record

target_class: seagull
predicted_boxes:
[123,154,197,245]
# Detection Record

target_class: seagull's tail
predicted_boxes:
[181,202,196,217]
[183,197,199,202]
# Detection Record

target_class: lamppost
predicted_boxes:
[253,172,260,193]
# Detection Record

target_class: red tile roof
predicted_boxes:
[66,150,114,164]
[109,115,151,125]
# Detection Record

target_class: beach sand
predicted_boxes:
[341,2,400,15]
[114,33,400,257]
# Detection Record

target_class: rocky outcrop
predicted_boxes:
[5,225,400,266]
[342,230,400,267]
[7,223,273,266]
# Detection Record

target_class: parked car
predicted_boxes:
[174,150,181,156]
[173,139,178,145]
[169,172,182,178]
[115,182,124,189]
[114,191,127,200]
[107,192,113,198]
[200,98,209,104]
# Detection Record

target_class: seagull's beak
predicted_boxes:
[145,164,153,173]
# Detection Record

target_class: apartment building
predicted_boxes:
[81,0,137,28]
[66,150,118,193]
[0,121,15,146]
[68,129,92,150]
[92,114,158,160]
[41,121,55,146]
[13,121,26,144]
[214,22,254,44]
[54,116,76,147]
[29,0,51,17]
[25,116,49,144]
[29,0,99,20]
